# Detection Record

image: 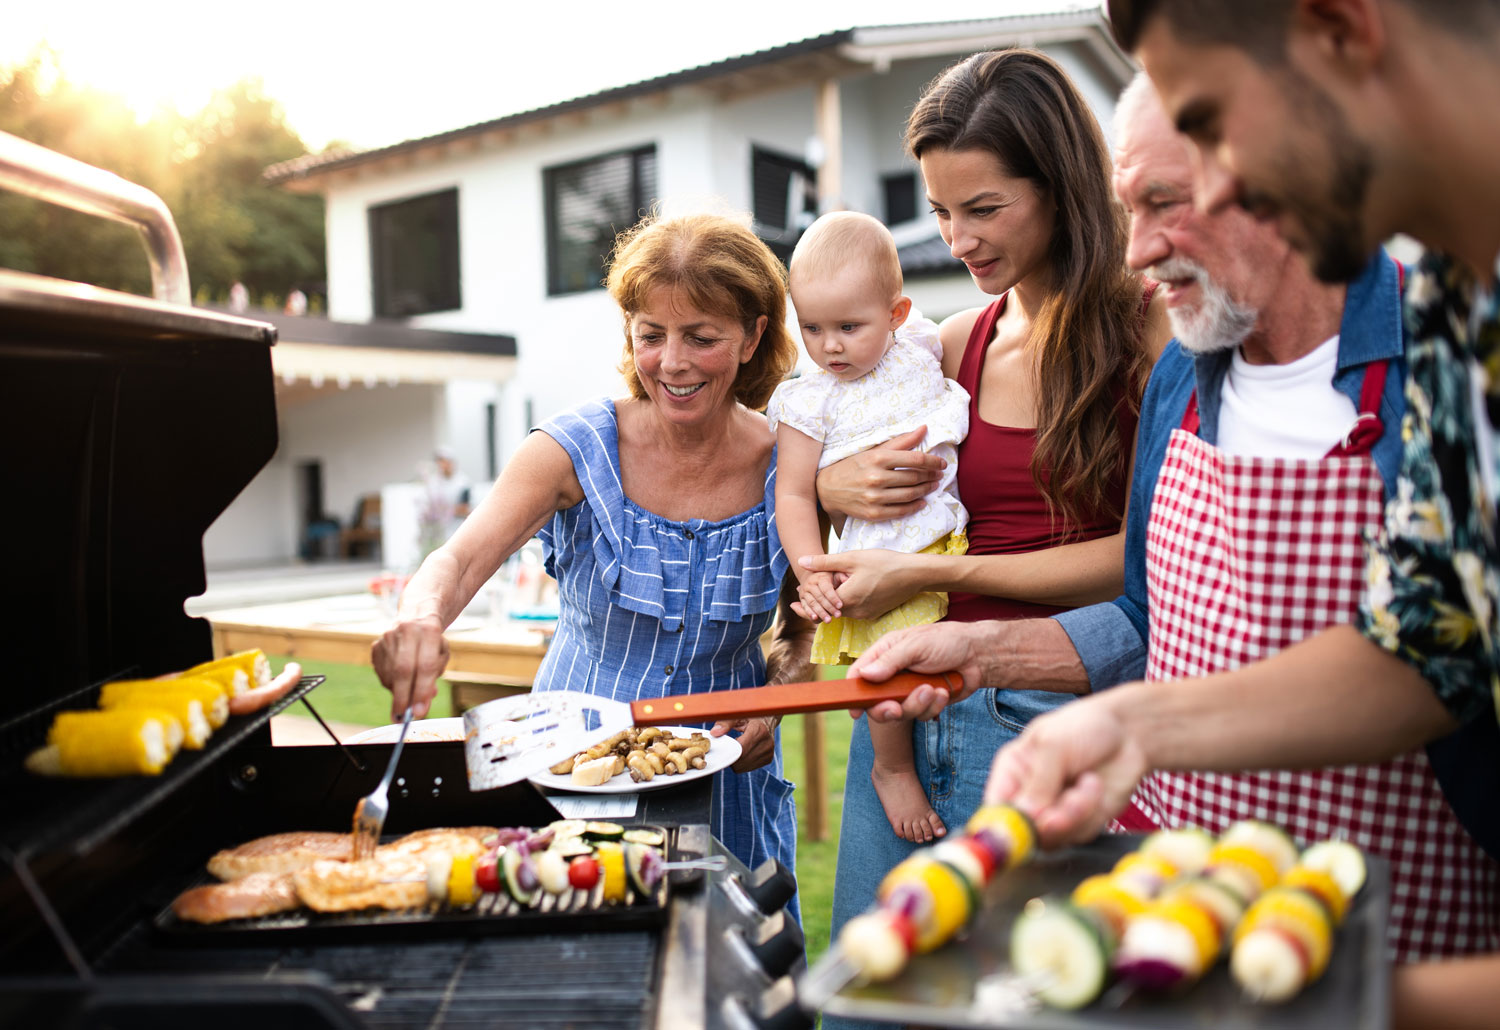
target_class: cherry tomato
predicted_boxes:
[568,855,600,890]
[475,855,501,894]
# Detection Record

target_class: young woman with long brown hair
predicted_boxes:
[812,53,1168,1020]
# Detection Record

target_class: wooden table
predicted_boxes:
[205,595,550,685]
[205,594,829,840]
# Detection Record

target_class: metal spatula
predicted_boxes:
[462,671,962,792]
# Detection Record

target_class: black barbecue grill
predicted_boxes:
[0,131,809,1030]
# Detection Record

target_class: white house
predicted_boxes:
[235,9,1132,570]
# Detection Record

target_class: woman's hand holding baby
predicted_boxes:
[815,426,947,523]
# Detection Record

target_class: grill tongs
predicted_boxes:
[352,704,415,859]
[463,670,964,791]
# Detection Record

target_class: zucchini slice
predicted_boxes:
[500,847,540,906]
[622,828,665,847]
[550,837,595,859]
[1299,839,1367,900]
[584,821,625,841]
[548,818,588,839]
[1010,897,1112,1009]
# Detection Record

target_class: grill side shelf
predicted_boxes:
[0,674,326,860]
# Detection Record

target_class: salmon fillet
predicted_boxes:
[172,872,300,923]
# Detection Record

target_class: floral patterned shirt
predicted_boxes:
[1358,251,1500,724]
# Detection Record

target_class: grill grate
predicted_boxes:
[102,926,660,1029]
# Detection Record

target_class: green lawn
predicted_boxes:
[271,655,852,964]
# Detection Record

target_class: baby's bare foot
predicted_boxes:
[870,764,947,843]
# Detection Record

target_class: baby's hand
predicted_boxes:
[797,571,843,624]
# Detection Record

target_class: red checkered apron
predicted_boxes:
[1125,359,1500,961]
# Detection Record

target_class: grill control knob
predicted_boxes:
[741,858,797,915]
[748,910,805,979]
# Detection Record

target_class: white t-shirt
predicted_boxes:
[1216,335,1360,459]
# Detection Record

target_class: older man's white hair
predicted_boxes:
[1113,72,1258,355]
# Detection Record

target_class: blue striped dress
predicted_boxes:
[533,398,799,920]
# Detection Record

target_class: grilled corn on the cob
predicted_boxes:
[25,708,180,777]
[182,649,271,697]
[99,680,217,748]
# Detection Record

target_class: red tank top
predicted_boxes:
[948,292,1139,622]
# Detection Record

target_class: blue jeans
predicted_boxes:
[822,687,1066,1030]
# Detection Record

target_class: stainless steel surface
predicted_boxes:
[656,824,712,1030]
[462,689,634,790]
[351,705,414,860]
[818,834,1391,1030]
[0,268,274,343]
[0,130,190,304]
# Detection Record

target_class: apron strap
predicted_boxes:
[1178,359,1391,457]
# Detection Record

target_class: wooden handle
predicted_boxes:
[629,670,965,726]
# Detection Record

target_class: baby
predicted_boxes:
[767,211,969,842]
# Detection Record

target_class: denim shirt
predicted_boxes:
[1054,249,1408,689]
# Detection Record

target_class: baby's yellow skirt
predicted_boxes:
[811,530,969,666]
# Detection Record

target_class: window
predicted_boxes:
[544,146,658,296]
[369,188,461,318]
[883,171,920,226]
[751,146,817,263]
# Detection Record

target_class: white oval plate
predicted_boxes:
[345,717,466,745]
[526,726,741,794]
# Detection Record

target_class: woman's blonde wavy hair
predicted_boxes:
[608,211,798,411]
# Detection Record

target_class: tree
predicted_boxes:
[0,50,325,306]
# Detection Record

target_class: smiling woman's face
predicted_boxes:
[628,287,764,426]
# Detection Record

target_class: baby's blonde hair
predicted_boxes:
[788,211,903,304]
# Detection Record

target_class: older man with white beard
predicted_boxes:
[846,79,1471,962]
[852,71,1407,703]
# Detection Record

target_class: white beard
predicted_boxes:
[1151,257,1259,354]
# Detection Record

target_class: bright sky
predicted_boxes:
[4,1,1100,153]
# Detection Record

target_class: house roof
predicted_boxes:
[898,234,967,279]
[266,8,1131,190]
[219,308,517,357]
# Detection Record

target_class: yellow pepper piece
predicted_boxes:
[447,853,479,908]
[964,804,1035,869]
[1072,873,1149,942]
[598,843,627,904]
[1208,842,1281,894]
[1150,896,1221,972]
[911,858,972,953]
[1281,866,1347,925]
[1236,887,1333,978]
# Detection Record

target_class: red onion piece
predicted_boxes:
[1114,956,1188,992]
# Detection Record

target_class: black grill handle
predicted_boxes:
[749,910,805,979]
[741,858,797,915]
[733,976,815,1030]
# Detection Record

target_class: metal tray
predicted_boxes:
[151,824,679,944]
[822,833,1390,1029]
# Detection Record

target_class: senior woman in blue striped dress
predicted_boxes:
[373,212,814,917]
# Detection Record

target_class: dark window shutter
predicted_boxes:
[883,171,919,225]
[544,145,658,296]
[369,188,461,318]
[751,145,816,263]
